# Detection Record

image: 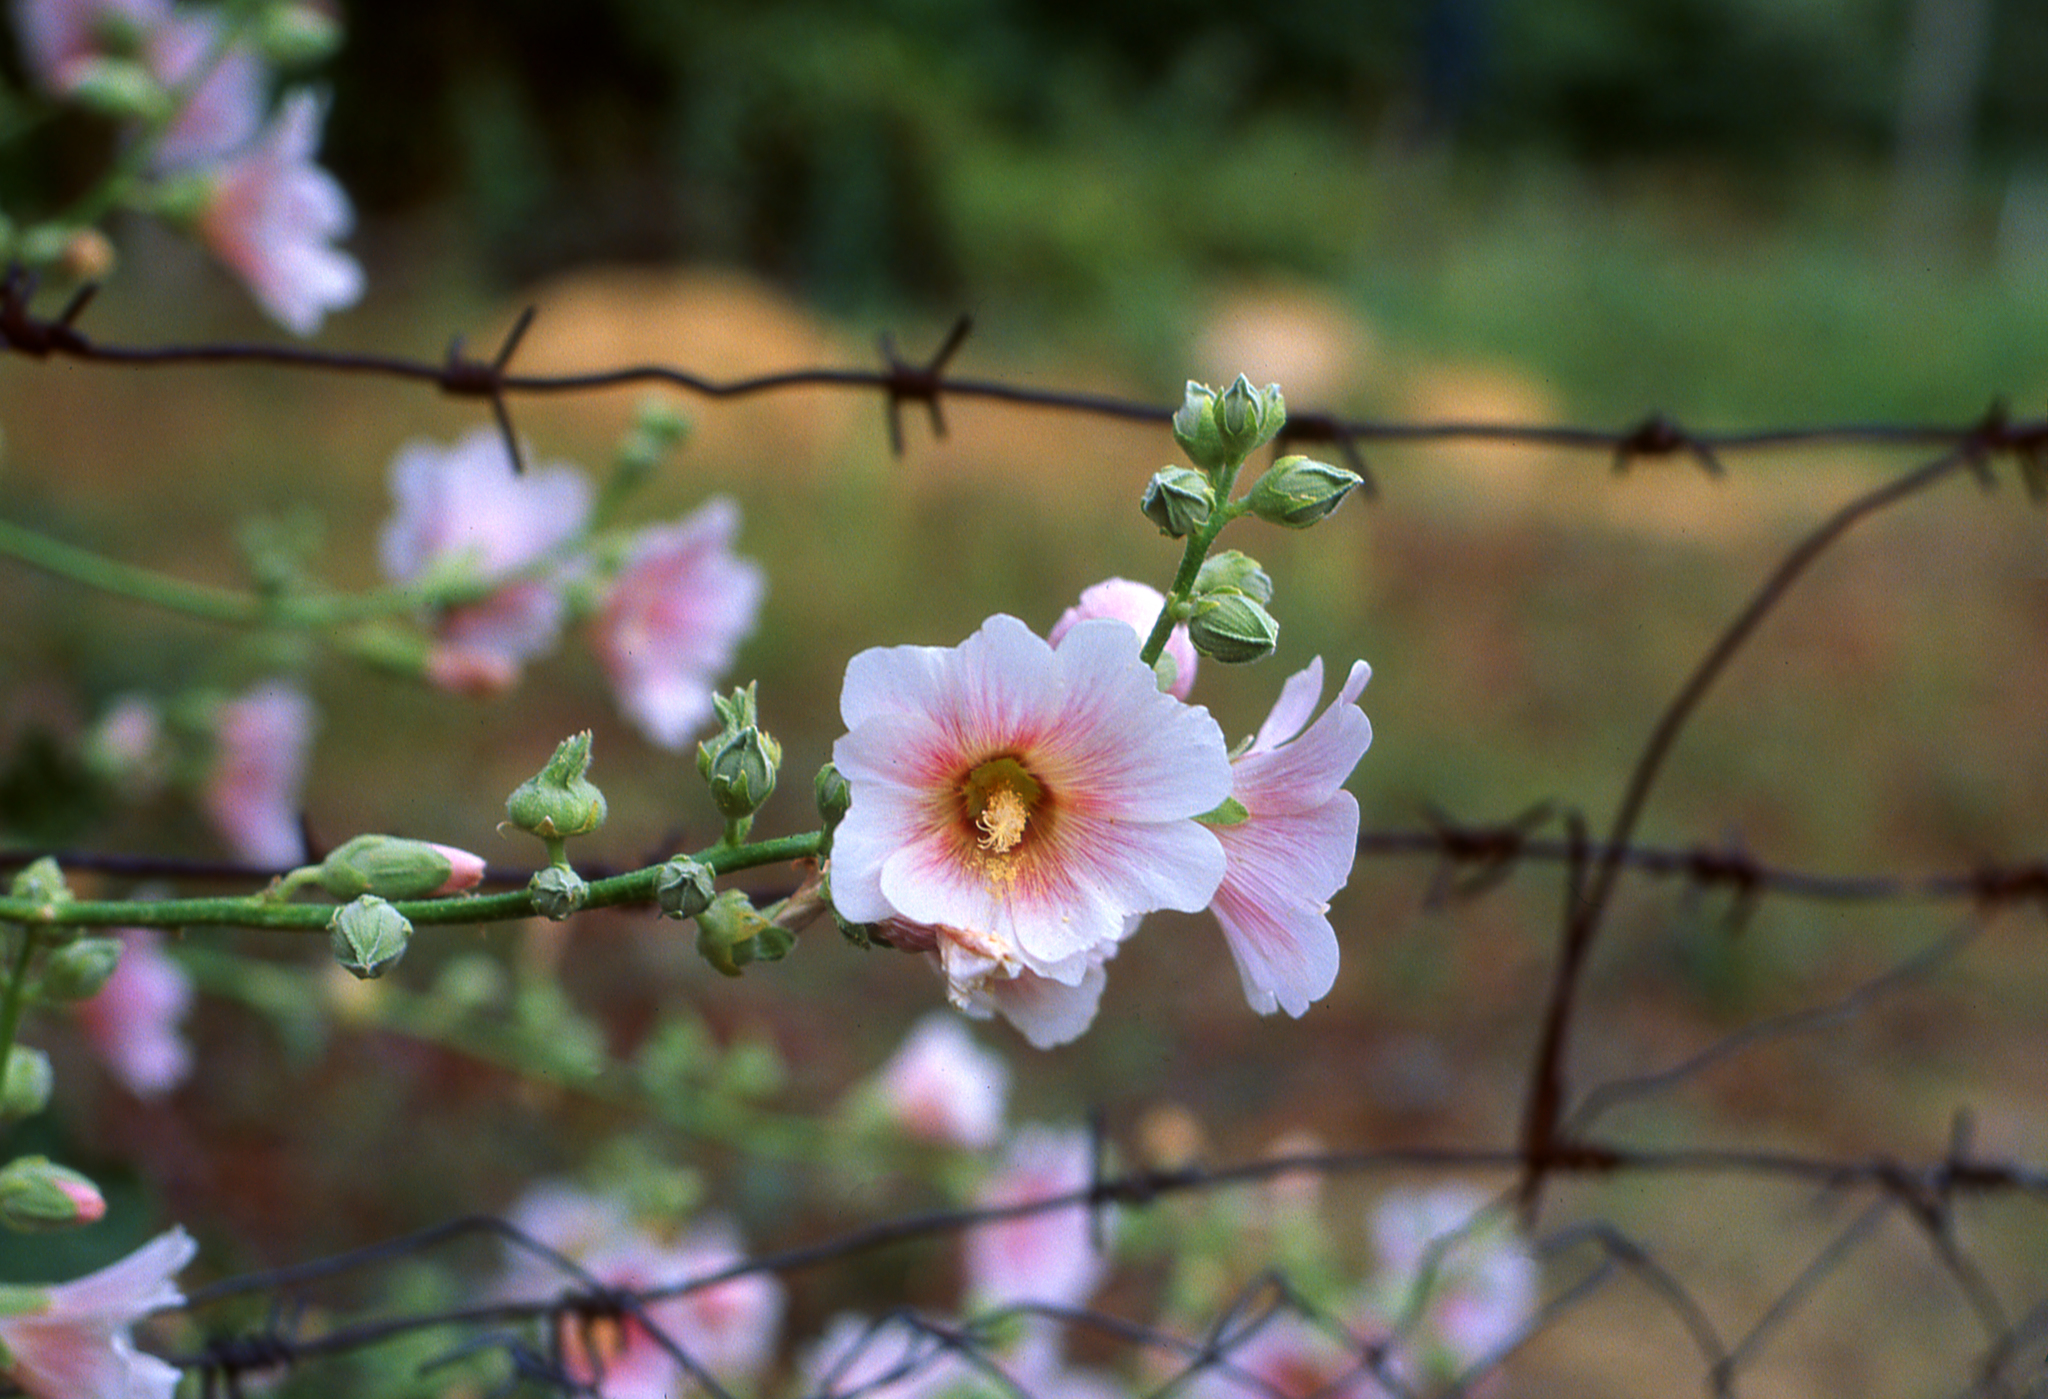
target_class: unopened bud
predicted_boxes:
[1140,466,1216,538]
[815,763,852,836]
[1218,375,1287,459]
[0,1157,105,1232]
[0,1049,52,1122]
[310,835,486,901]
[328,896,411,979]
[528,865,589,921]
[36,938,121,1003]
[701,727,781,823]
[507,732,608,841]
[1192,549,1273,605]
[61,58,167,121]
[1172,381,1228,474]
[695,890,795,977]
[257,2,343,65]
[1187,589,1280,664]
[655,858,716,921]
[1245,455,1362,529]
[9,858,70,908]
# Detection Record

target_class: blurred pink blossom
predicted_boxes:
[1051,577,1198,699]
[197,88,361,335]
[378,427,594,694]
[964,1125,1109,1313]
[1184,1311,1397,1399]
[830,615,1230,1045]
[0,1226,194,1399]
[86,694,167,797]
[1209,657,1372,1017]
[801,1314,973,1399]
[11,0,167,92]
[592,497,764,749]
[203,681,313,868]
[73,929,193,1098]
[867,1012,1010,1149]
[143,9,264,168]
[1369,1188,1537,1377]
[503,1185,783,1398]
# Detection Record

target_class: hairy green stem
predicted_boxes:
[1138,481,1248,671]
[0,832,825,931]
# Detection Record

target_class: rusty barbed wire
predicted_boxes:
[3,274,2045,1397]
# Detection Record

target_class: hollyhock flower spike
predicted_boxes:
[830,614,1231,1041]
[0,1226,196,1399]
[198,88,363,335]
[379,427,594,693]
[1050,577,1198,699]
[203,681,314,867]
[868,1013,1010,1149]
[73,929,193,1098]
[592,497,765,750]
[1210,657,1372,1017]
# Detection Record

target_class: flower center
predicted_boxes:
[961,757,1043,863]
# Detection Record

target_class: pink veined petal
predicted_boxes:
[1042,618,1232,821]
[1249,655,1327,754]
[954,960,1111,1050]
[1235,661,1374,815]
[0,1227,196,1399]
[1049,577,1198,700]
[1210,826,1349,1017]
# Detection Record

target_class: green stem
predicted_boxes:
[0,931,40,1109]
[1138,490,1248,671]
[0,832,826,932]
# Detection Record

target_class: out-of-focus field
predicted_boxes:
[3,195,2047,1394]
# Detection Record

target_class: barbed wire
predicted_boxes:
[3,276,2045,1396]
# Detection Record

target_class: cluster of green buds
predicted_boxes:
[697,683,782,844]
[1141,376,1365,668]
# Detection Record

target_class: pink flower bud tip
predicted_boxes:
[428,844,487,895]
[57,1179,106,1224]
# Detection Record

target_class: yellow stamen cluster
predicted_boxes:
[976,783,1030,854]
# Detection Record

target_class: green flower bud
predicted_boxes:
[815,762,852,846]
[257,2,343,65]
[1245,455,1363,529]
[61,58,168,121]
[328,896,412,980]
[1140,466,1217,538]
[9,858,70,908]
[0,1049,52,1122]
[701,727,782,823]
[507,732,609,841]
[1219,375,1287,459]
[308,835,486,901]
[695,890,795,977]
[1187,589,1281,664]
[528,866,590,921]
[1172,381,1229,474]
[655,858,717,921]
[0,1157,104,1232]
[1193,549,1274,605]
[35,938,122,1003]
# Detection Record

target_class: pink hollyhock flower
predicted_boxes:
[964,1125,1109,1314]
[378,427,594,694]
[591,497,764,750]
[203,681,314,868]
[1185,1311,1397,1399]
[1209,657,1372,1017]
[143,10,264,168]
[197,88,362,336]
[503,1186,783,1398]
[11,0,167,93]
[0,1225,196,1399]
[73,929,193,1098]
[1370,1189,1536,1378]
[831,615,1231,1040]
[1050,577,1198,700]
[867,1013,1010,1150]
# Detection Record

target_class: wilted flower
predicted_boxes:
[378,427,594,693]
[196,88,361,335]
[502,1184,783,1399]
[1050,577,1198,700]
[202,680,314,867]
[72,929,193,1098]
[831,615,1231,1044]
[0,1225,195,1399]
[1209,657,1372,1017]
[866,1013,1010,1150]
[593,497,764,750]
